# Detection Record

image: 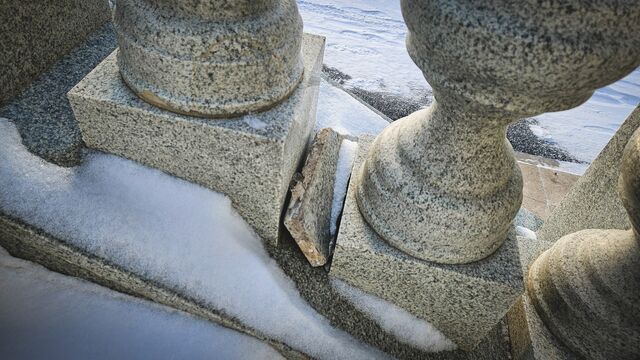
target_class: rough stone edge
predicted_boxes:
[0,212,306,360]
[285,128,343,267]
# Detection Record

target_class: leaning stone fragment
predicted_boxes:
[285,128,347,267]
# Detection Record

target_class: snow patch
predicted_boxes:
[316,80,389,136]
[516,226,537,240]
[331,278,457,352]
[330,139,358,235]
[0,118,388,360]
[243,115,269,130]
[0,247,284,360]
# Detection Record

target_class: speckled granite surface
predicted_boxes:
[331,135,525,351]
[0,0,111,105]
[68,34,325,245]
[506,236,578,360]
[0,23,117,166]
[114,0,304,117]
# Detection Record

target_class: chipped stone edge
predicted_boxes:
[0,212,306,360]
[284,128,344,267]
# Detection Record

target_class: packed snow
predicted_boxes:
[299,0,640,165]
[0,246,284,360]
[515,226,538,241]
[0,118,389,360]
[330,139,358,235]
[316,79,389,136]
[331,278,457,352]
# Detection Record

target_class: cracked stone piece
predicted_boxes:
[284,128,347,267]
[526,127,640,360]
[113,0,304,117]
[330,135,524,351]
[355,0,640,264]
[68,34,325,244]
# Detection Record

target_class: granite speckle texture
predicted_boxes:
[68,34,325,244]
[0,23,117,166]
[114,0,304,117]
[526,127,640,360]
[354,0,640,264]
[514,208,544,233]
[284,128,344,267]
[356,106,523,264]
[0,0,111,105]
[512,293,578,360]
[537,105,640,242]
[331,135,524,351]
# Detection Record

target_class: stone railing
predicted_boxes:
[355,0,640,264]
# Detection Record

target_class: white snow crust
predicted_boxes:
[330,139,358,235]
[0,118,388,360]
[0,247,284,360]
[331,278,457,352]
[316,80,389,136]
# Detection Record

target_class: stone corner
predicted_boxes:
[329,135,525,350]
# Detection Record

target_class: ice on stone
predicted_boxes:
[330,139,358,235]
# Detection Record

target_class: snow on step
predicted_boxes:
[0,246,283,360]
[0,118,388,360]
[331,278,457,353]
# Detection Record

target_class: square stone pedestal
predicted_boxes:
[330,135,525,351]
[68,34,325,244]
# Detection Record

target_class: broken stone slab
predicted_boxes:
[284,128,355,267]
[68,34,325,244]
[330,135,525,351]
